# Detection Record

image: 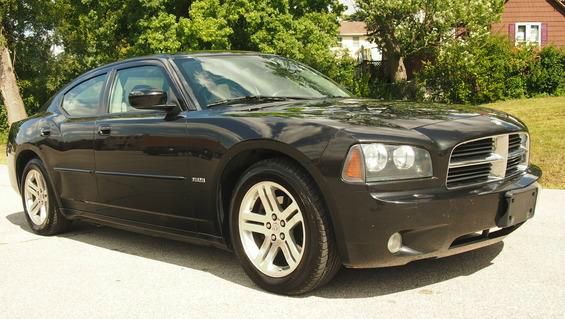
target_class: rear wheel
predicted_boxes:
[230,158,341,295]
[21,159,70,235]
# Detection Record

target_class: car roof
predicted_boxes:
[85,51,268,74]
[61,51,278,95]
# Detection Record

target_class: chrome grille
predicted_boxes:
[508,134,522,153]
[506,156,522,175]
[447,163,492,185]
[450,138,495,161]
[447,133,529,189]
[506,133,528,176]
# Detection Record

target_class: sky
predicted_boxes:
[340,0,358,15]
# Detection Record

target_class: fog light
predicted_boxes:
[387,232,403,253]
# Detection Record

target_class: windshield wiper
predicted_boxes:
[207,95,313,107]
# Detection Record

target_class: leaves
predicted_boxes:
[1,0,359,130]
[357,0,504,58]
[419,35,565,104]
[1,0,63,115]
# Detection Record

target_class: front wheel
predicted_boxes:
[230,158,341,295]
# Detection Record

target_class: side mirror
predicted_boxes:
[129,88,175,111]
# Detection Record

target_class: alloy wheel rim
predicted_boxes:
[24,169,49,226]
[238,181,306,278]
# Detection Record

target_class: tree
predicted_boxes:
[54,0,348,86]
[0,0,29,125]
[1,0,61,125]
[357,0,504,82]
[0,0,355,130]
[0,31,27,125]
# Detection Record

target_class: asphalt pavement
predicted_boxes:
[1,165,563,318]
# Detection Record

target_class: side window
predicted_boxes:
[109,66,176,114]
[62,74,107,117]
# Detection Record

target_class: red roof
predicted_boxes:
[339,21,368,35]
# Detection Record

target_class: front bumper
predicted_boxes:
[332,169,541,268]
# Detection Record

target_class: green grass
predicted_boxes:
[485,96,565,189]
[0,132,6,165]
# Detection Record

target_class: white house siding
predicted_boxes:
[338,35,382,61]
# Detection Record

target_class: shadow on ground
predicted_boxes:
[6,211,503,298]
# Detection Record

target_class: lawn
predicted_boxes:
[485,96,565,189]
[0,145,5,165]
[0,96,563,187]
[0,133,6,165]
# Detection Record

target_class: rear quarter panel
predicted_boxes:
[6,114,49,193]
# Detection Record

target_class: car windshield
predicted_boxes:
[174,55,351,108]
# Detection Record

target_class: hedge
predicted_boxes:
[418,36,565,104]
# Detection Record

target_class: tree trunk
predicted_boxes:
[387,54,407,83]
[0,45,27,125]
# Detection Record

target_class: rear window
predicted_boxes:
[62,74,107,117]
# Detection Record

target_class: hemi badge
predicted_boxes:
[192,177,206,183]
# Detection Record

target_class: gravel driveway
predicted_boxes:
[1,165,563,318]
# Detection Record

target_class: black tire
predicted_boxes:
[20,159,71,235]
[230,158,341,295]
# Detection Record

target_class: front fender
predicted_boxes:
[213,136,346,250]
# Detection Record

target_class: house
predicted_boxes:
[491,0,565,47]
[337,21,382,61]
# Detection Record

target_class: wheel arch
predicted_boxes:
[215,140,336,248]
[15,147,43,190]
[13,145,64,210]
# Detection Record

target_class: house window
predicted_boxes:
[338,37,343,47]
[516,23,541,46]
[352,36,359,47]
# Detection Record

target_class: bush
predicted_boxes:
[315,53,370,97]
[419,36,524,104]
[0,106,7,133]
[418,35,565,104]
[368,80,423,101]
[527,46,565,96]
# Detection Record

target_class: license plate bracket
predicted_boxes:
[497,184,539,228]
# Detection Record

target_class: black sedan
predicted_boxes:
[6,52,540,295]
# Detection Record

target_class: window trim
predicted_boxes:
[104,60,189,115]
[59,72,110,119]
[106,64,177,115]
[515,22,542,47]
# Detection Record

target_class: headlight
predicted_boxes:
[392,145,416,169]
[363,144,388,172]
[342,143,433,183]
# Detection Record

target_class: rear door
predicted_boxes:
[93,60,199,231]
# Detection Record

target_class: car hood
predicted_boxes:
[220,98,522,131]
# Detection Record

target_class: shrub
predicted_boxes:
[328,58,368,96]
[419,36,528,104]
[368,80,423,101]
[0,106,7,133]
[316,53,370,97]
[418,35,565,104]
[526,46,565,96]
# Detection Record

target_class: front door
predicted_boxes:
[93,62,197,232]
[50,72,109,213]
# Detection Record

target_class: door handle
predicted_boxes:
[97,125,111,136]
[40,127,51,137]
